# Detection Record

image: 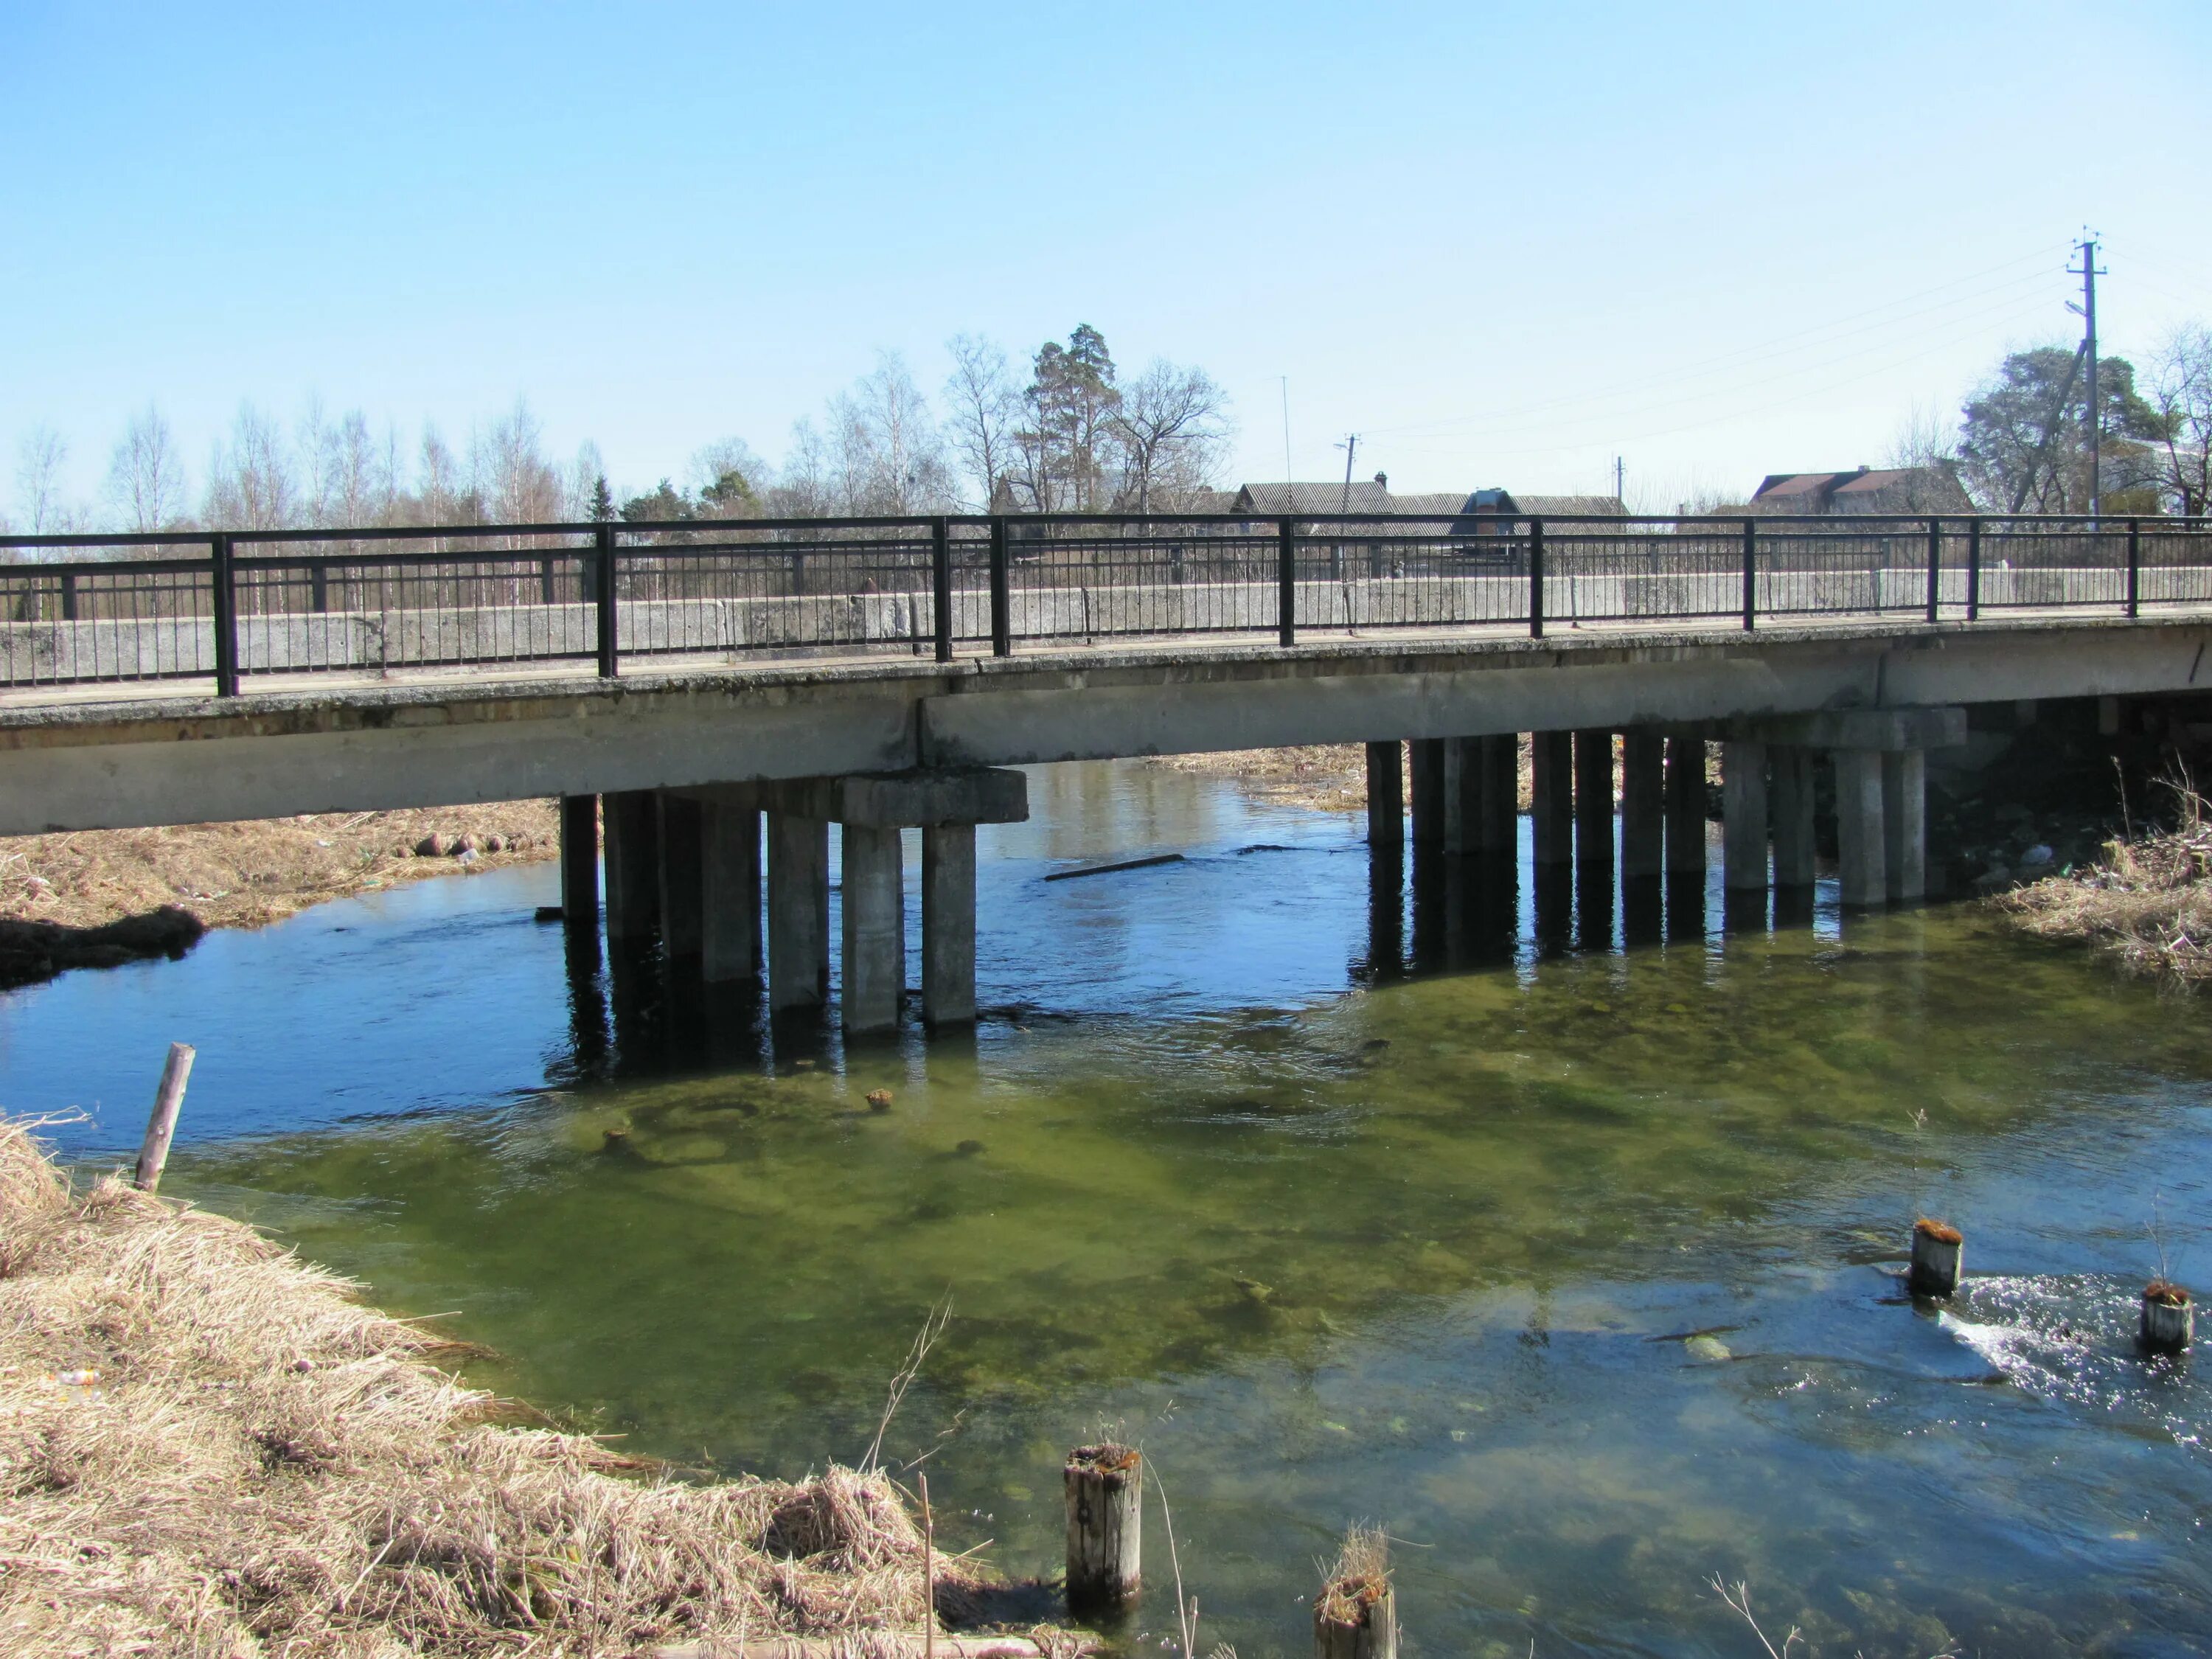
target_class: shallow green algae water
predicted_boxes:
[14,763,2212,1656]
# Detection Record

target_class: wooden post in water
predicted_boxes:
[1313,1530,1396,1659]
[2142,1281,2193,1354]
[133,1043,196,1193]
[1063,1444,1141,1616]
[1908,1217,1964,1297]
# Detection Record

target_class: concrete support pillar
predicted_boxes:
[658,792,705,961]
[921,823,978,1026]
[1364,741,1404,850]
[602,790,662,942]
[1833,750,1888,908]
[1664,737,1706,874]
[1721,742,1769,891]
[1481,735,1518,856]
[557,795,599,925]
[1409,739,1446,847]
[1619,731,1665,880]
[1573,729,1613,866]
[1882,749,1927,902]
[1531,731,1573,866]
[1770,746,1817,889]
[1443,737,1482,855]
[700,801,762,984]
[766,812,830,1011]
[840,823,905,1034]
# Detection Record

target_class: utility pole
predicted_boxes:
[2068,233,2107,519]
[1614,455,1625,504]
[1336,434,1360,512]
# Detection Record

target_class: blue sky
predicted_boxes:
[4,1,2207,515]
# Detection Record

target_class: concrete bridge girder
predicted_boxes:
[0,618,2202,836]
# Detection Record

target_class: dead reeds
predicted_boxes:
[0,1116,1073,1658]
[1998,776,2212,986]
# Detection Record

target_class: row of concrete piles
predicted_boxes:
[554,768,1029,1035]
[1366,707,1964,907]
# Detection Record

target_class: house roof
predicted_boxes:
[1234,481,1398,515]
[1751,467,1972,513]
[1228,483,1627,520]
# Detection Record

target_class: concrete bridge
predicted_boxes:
[1,510,2207,1033]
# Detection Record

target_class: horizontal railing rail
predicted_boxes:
[0,512,2205,698]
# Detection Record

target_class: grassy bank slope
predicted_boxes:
[0,1118,1062,1657]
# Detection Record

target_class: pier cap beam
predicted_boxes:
[682,767,1027,829]
[1672,706,1966,754]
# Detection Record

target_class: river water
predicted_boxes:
[13,762,2212,1657]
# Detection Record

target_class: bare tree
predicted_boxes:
[472,398,562,539]
[769,419,835,517]
[1882,400,1958,473]
[2149,324,2212,518]
[412,422,473,549]
[943,333,1018,509]
[202,403,296,529]
[321,409,388,532]
[1110,360,1233,512]
[15,425,74,533]
[105,407,186,532]
[818,354,953,514]
[566,440,609,521]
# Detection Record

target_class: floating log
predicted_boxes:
[1907,1217,1964,1297]
[1314,1528,1395,1659]
[133,1042,197,1194]
[1064,1443,1141,1615]
[1043,854,1186,883]
[2142,1280,2193,1354]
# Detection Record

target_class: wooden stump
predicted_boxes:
[133,1043,197,1194]
[1314,1530,1395,1659]
[1908,1217,1963,1297]
[2142,1281,2193,1354]
[1063,1444,1141,1616]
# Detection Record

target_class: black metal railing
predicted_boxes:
[0,512,2203,697]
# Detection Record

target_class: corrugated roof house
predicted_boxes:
[1750,466,1972,515]
[1229,478,1627,527]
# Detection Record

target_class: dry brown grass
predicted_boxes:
[0,1116,1074,1658]
[1999,782,2212,985]
[0,804,563,933]
[1311,1526,1389,1632]
[1150,737,1548,816]
[0,804,564,987]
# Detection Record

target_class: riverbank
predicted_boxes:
[0,1115,1068,1658]
[1148,737,1543,814]
[0,804,561,988]
[1999,791,2212,985]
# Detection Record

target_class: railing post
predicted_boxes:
[1528,517,1545,638]
[59,569,77,622]
[2127,517,2141,619]
[932,515,954,664]
[1925,516,1941,623]
[1276,517,1298,647]
[988,515,1012,658]
[1966,517,1981,621]
[1742,518,1757,631]
[210,532,240,697]
[594,523,619,678]
[310,560,330,614]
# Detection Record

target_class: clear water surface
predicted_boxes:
[11,761,2211,1658]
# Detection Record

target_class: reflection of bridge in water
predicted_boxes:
[1,510,2206,1037]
